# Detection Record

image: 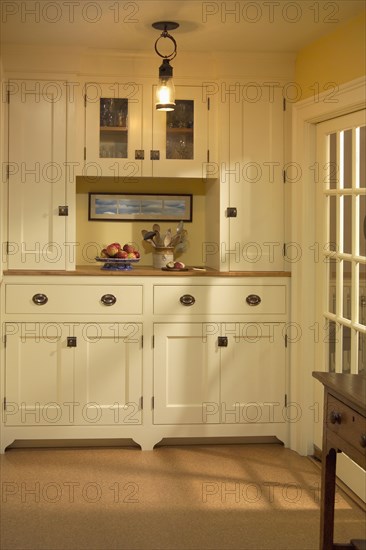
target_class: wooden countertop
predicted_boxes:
[3,266,292,277]
[312,372,366,416]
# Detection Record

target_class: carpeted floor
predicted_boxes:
[0,443,365,550]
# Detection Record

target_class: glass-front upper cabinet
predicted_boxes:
[85,82,143,178]
[151,85,211,178]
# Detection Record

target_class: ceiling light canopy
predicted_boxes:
[152,21,179,111]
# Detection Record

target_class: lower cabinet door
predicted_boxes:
[153,323,220,424]
[220,323,286,423]
[4,323,143,427]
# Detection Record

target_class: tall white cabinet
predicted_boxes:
[7,80,70,270]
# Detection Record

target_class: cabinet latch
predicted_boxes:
[135,150,144,160]
[58,206,69,216]
[67,337,77,347]
[226,207,237,218]
[218,336,228,347]
[150,150,160,160]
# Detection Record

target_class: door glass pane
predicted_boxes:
[343,195,352,254]
[327,320,336,372]
[328,258,337,314]
[343,129,352,189]
[359,332,365,374]
[360,195,366,257]
[343,261,352,320]
[360,263,366,325]
[329,133,337,189]
[359,126,365,188]
[342,326,351,373]
[100,98,128,158]
[166,100,194,160]
[329,195,337,251]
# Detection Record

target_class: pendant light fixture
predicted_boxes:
[152,21,179,111]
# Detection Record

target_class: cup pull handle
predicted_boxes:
[32,293,48,306]
[101,294,117,306]
[246,294,261,306]
[180,294,195,306]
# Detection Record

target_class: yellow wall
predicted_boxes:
[295,11,366,100]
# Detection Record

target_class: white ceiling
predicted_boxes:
[0,0,364,54]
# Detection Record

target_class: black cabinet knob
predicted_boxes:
[360,434,366,448]
[101,294,117,306]
[32,293,48,305]
[180,294,195,306]
[246,294,261,306]
[330,411,342,424]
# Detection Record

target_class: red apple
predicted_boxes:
[127,252,136,259]
[100,248,108,258]
[134,251,140,259]
[116,250,128,258]
[110,242,121,250]
[174,261,185,269]
[123,244,134,253]
[106,244,119,257]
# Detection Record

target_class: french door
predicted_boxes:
[315,109,366,500]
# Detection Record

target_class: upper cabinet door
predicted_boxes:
[228,85,285,271]
[7,79,68,270]
[84,82,143,178]
[151,85,210,178]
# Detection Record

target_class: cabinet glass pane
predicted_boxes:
[166,100,194,160]
[100,98,128,158]
[329,195,337,251]
[327,320,336,372]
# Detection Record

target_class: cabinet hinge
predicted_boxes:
[6,164,9,180]
[5,242,10,255]
[152,335,154,348]
[283,169,286,183]
[284,394,287,407]
[285,334,288,348]
[141,335,143,348]
[283,243,286,257]
[84,94,87,108]
[6,89,10,104]
[139,396,143,410]
[283,98,286,111]
[84,147,86,161]
[207,150,210,163]
[207,97,210,110]
[3,334,7,347]
[151,396,154,410]
[3,397,6,411]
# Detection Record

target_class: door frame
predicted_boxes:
[290,76,366,456]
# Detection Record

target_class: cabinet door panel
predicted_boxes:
[75,324,142,425]
[5,324,74,425]
[153,323,220,424]
[220,323,286,423]
[151,86,208,177]
[85,82,143,177]
[8,80,67,269]
[229,86,284,270]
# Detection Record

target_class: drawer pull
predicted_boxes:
[360,434,366,448]
[246,294,261,306]
[32,293,48,306]
[180,294,195,306]
[330,411,342,424]
[101,294,117,306]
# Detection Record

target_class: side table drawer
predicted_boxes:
[326,395,366,457]
[5,284,143,314]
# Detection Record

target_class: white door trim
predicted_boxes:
[289,76,366,455]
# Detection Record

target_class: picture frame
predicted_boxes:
[88,193,193,222]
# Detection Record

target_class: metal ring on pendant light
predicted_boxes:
[152,21,179,60]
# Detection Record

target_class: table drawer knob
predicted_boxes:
[246,294,261,306]
[101,294,117,306]
[180,294,195,306]
[330,411,342,424]
[32,293,48,306]
[360,434,366,448]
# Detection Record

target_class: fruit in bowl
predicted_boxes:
[165,261,185,270]
[100,243,140,259]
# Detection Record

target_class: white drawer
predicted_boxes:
[153,285,286,315]
[5,284,143,314]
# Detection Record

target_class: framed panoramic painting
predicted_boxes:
[88,193,193,222]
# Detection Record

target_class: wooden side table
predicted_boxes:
[313,372,366,550]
